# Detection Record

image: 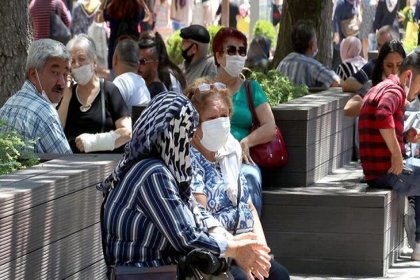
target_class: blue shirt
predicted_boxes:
[277,52,339,88]
[0,81,71,154]
[103,158,227,267]
[190,148,254,234]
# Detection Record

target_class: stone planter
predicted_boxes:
[0,154,120,279]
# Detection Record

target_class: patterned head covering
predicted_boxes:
[98,92,199,194]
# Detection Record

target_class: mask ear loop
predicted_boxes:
[34,69,44,94]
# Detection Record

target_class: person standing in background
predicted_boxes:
[71,0,101,36]
[373,0,400,35]
[29,0,72,41]
[360,0,378,59]
[153,0,172,39]
[170,0,193,30]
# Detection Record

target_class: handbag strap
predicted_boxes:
[245,80,260,127]
[232,176,242,236]
[100,78,106,133]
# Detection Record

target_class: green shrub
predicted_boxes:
[0,122,39,175]
[246,69,309,106]
[207,25,223,53]
[253,20,277,49]
[166,30,183,66]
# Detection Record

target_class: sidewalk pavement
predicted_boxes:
[290,241,420,279]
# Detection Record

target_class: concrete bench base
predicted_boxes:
[0,154,119,280]
[261,163,405,277]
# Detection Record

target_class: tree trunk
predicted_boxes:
[0,0,32,107]
[271,0,333,69]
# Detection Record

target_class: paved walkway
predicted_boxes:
[288,162,420,279]
[290,253,420,279]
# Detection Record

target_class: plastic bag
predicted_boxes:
[88,16,109,69]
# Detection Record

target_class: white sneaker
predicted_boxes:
[411,243,420,261]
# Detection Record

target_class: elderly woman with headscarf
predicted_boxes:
[336,36,367,81]
[98,92,272,279]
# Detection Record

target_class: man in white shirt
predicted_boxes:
[112,39,150,109]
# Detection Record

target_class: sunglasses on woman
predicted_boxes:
[223,45,247,57]
[197,82,226,92]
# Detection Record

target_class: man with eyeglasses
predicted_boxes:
[180,24,217,85]
[276,20,340,89]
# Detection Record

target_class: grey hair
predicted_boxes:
[115,38,139,68]
[66,34,98,62]
[25,39,70,74]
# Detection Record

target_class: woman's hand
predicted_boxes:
[75,134,87,153]
[226,232,271,280]
[240,138,254,164]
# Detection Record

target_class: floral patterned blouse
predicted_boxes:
[190,147,254,234]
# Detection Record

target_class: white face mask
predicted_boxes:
[200,117,230,152]
[222,55,246,77]
[35,70,59,108]
[72,64,94,85]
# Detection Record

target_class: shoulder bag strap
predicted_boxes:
[245,80,260,127]
[232,176,242,236]
[100,78,106,133]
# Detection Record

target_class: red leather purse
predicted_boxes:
[245,80,288,169]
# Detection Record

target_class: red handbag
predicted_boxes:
[245,80,288,169]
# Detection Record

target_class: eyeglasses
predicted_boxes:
[139,58,157,65]
[224,45,247,57]
[197,82,226,92]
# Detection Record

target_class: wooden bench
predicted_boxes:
[261,162,406,277]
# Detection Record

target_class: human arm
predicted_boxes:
[342,76,363,93]
[75,82,132,152]
[250,202,267,246]
[241,102,276,164]
[343,94,363,117]
[139,170,271,279]
[75,116,131,152]
[379,128,404,175]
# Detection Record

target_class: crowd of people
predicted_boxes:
[4,0,420,278]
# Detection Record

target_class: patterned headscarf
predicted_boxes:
[98,92,199,194]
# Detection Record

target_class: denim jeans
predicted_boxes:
[241,163,262,216]
[369,171,420,241]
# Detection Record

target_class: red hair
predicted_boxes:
[108,0,143,20]
[212,27,247,67]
